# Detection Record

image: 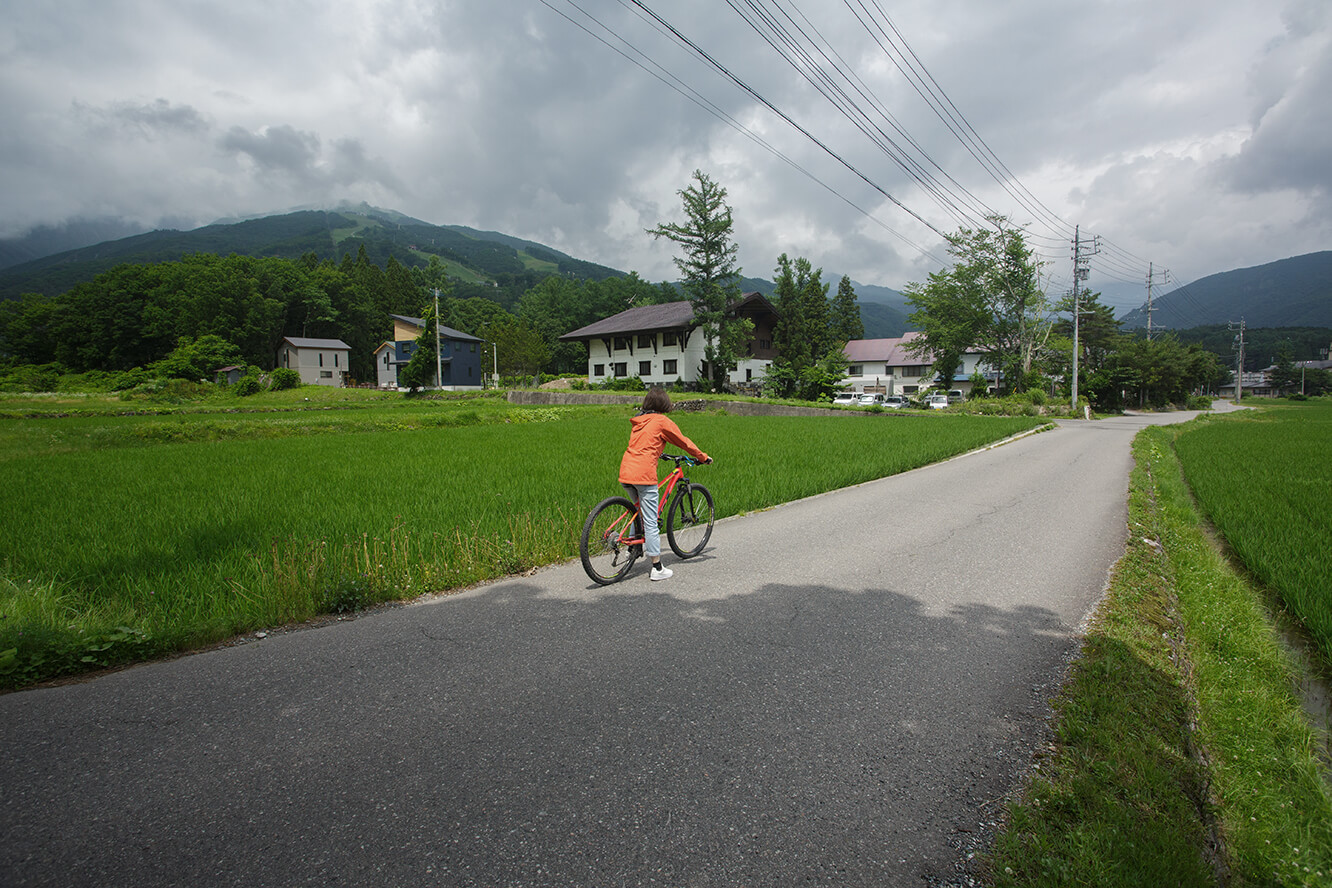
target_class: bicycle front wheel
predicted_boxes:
[666,483,714,559]
[580,496,640,585]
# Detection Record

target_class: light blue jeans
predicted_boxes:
[623,483,661,559]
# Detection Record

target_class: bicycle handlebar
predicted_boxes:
[659,454,712,466]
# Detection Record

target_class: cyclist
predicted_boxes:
[619,386,710,580]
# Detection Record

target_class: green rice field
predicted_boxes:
[0,397,1043,688]
[1174,400,1332,657]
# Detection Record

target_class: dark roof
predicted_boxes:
[280,337,352,350]
[559,293,768,341]
[390,314,483,342]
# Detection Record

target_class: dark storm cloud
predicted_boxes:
[220,125,321,177]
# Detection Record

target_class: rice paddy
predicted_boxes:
[0,396,1042,687]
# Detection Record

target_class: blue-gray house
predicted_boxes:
[374,314,484,390]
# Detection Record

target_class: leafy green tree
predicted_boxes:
[151,334,245,381]
[399,305,439,391]
[1268,341,1299,394]
[829,275,864,343]
[486,316,549,378]
[906,217,1049,394]
[647,170,751,391]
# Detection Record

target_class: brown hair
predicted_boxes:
[641,385,672,414]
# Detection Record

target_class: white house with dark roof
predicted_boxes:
[841,335,996,395]
[560,293,778,388]
[276,337,352,387]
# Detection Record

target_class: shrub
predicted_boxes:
[233,373,264,397]
[270,368,302,391]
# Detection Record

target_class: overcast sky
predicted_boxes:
[3,0,1329,312]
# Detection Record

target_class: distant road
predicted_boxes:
[0,405,1238,887]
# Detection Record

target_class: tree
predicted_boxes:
[769,254,832,399]
[829,275,864,344]
[399,304,439,391]
[151,334,245,381]
[1268,341,1299,394]
[906,217,1050,394]
[647,170,751,391]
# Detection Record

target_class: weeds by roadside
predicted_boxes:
[987,423,1332,887]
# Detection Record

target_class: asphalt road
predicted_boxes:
[0,406,1233,887]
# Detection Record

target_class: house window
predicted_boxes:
[848,365,863,376]
[334,353,339,367]
[318,353,324,367]
[662,332,677,346]
[759,339,771,349]
[639,361,652,376]
[383,352,389,367]
[612,362,627,377]
[884,365,893,376]
[470,343,477,353]
[637,334,653,349]
[320,370,333,378]
[594,364,605,377]
[613,336,629,351]
[663,359,677,375]
[283,351,290,368]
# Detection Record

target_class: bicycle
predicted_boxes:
[579,454,714,585]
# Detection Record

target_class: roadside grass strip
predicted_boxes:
[0,405,1041,689]
[988,423,1332,887]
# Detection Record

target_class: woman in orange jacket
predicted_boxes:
[619,386,710,581]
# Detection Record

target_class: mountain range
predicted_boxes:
[1,205,1327,335]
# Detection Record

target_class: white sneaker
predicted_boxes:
[650,565,673,581]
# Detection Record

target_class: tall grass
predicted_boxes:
[1174,401,1332,656]
[0,407,1041,687]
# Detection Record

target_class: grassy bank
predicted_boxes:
[988,414,1332,887]
[0,401,1041,689]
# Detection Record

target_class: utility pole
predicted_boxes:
[1145,263,1170,341]
[1070,226,1099,413]
[433,288,442,389]
[1230,318,1246,402]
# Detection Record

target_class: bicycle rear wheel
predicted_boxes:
[666,483,714,559]
[580,496,640,584]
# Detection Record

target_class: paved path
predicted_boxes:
[0,406,1236,887]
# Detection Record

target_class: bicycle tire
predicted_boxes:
[580,496,640,585]
[666,483,714,559]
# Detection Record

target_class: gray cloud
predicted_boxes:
[1,0,1327,307]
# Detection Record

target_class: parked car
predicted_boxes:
[882,395,906,409]
[926,393,950,410]
[857,392,885,406]
[833,392,858,406]
[947,389,965,404]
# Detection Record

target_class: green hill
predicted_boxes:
[0,206,626,301]
[1120,251,1332,329]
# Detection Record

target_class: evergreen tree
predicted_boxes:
[829,275,864,343]
[647,170,750,391]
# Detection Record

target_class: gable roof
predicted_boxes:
[559,293,771,341]
[842,334,927,364]
[560,301,697,341]
[390,314,483,343]
[280,336,352,350]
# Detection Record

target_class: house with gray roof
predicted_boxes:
[277,336,352,387]
[559,293,778,389]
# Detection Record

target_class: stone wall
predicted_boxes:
[505,390,862,418]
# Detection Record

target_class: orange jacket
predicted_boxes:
[618,412,708,485]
